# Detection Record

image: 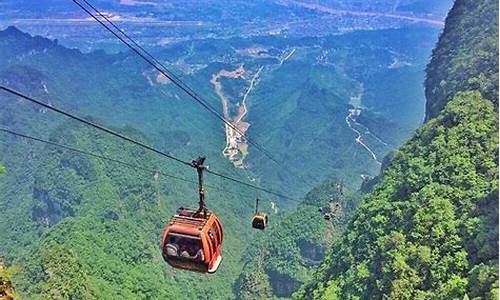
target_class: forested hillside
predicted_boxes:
[0,27,260,298]
[0,21,441,298]
[425,0,499,119]
[1,122,252,299]
[0,0,491,298]
[297,0,499,298]
[0,166,18,300]
[235,181,361,298]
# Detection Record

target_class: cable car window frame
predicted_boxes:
[213,222,222,245]
[208,223,218,258]
[167,232,201,241]
[165,233,204,261]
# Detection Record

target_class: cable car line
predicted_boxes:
[73,0,318,191]
[0,85,193,168]
[0,127,197,185]
[77,0,201,100]
[72,0,280,166]
[0,85,300,202]
[205,169,297,201]
[75,0,279,165]
[0,127,287,202]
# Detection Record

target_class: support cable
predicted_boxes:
[0,85,301,202]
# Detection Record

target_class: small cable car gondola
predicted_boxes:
[251,198,268,230]
[161,157,223,273]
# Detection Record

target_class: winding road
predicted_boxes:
[236,66,263,123]
[211,65,263,167]
[345,109,382,166]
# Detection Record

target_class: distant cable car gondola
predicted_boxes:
[161,157,223,273]
[251,198,268,230]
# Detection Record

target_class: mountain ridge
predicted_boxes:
[424,0,499,120]
[0,2,482,298]
[295,0,499,298]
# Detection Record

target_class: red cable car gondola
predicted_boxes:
[161,157,223,273]
[251,198,268,230]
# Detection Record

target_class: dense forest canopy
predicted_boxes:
[297,0,499,298]
[296,91,499,299]
[235,180,362,299]
[0,0,497,299]
[425,0,499,119]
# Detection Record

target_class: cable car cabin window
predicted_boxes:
[208,224,218,249]
[211,222,222,245]
[163,233,207,272]
[166,233,204,261]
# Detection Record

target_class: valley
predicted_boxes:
[345,108,382,166]
[0,0,461,299]
[210,64,263,168]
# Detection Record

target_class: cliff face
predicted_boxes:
[296,0,499,298]
[425,0,499,120]
[297,91,498,299]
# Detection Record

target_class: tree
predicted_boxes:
[297,92,498,299]
[0,258,18,300]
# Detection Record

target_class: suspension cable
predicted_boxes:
[72,0,320,189]
[206,169,297,201]
[0,85,193,168]
[0,127,291,201]
[0,127,196,185]
[72,0,281,166]
[0,85,301,202]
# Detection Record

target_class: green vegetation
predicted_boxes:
[0,258,18,300]
[0,1,487,298]
[1,123,251,299]
[236,205,329,299]
[296,0,499,298]
[425,0,499,119]
[0,163,17,300]
[297,91,498,299]
[235,180,362,298]
[0,26,260,299]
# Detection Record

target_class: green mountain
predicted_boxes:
[1,122,255,299]
[0,23,437,298]
[235,180,361,299]
[425,0,499,119]
[0,27,257,299]
[0,1,486,298]
[296,0,499,299]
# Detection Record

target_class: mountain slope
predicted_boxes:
[296,91,498,299]
[0,27,258,298]
[235,180,361,299]
[425,0,499,119]
[3,122,258,299]
[296,0,499,298]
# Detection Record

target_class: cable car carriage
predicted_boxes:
[251,198,268,230]
[161,157,223,273]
